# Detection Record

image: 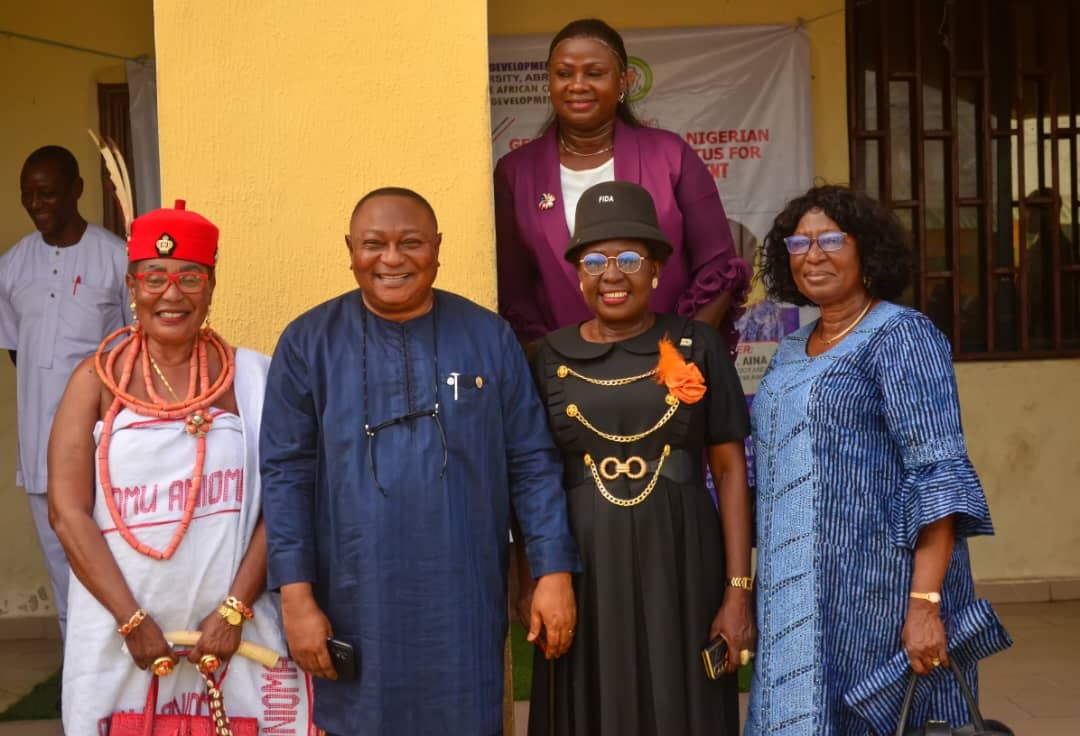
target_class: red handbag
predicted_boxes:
[108,663,258,736]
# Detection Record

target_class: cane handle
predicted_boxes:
[164,630,282,668]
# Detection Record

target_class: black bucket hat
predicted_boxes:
[564,181,674,264]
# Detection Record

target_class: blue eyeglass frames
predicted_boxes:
[579,251,649,276]
[783,231,848,255]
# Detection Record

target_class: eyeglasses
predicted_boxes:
[579,251,649,276]
[134,271,209,294]
[783,231,848,255]
[364,408,448,496]
[361,300,448,496]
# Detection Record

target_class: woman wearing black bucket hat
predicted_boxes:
[527,180,754,736]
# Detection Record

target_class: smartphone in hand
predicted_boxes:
[701,635,729,680]
[326,637,358,681]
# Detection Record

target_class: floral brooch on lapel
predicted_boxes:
[538,192,556,211]
[655,336,706,404]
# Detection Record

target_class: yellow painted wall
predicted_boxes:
[0,2,154,620]
[961,360,1080,580]
[489,0,1080,585]
[154,0,496,355]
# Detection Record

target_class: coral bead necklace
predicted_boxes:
[94,324,236,560]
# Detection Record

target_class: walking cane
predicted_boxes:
[164,630,284,668]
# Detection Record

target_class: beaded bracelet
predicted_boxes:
[223,596,254,621]
[118,608,147,637]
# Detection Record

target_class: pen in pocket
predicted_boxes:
[72,275,82,295]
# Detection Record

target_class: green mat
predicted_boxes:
[509,622,752,701]
[0,669,60,721]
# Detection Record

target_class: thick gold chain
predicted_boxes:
[565,394,679,442]
[584,445,671,507]
[557,364,657,387]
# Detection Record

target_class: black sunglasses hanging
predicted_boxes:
[360,299,448,496]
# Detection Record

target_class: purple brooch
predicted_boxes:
[538,193,556,211]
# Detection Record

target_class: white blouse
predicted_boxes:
[560,158,615,234]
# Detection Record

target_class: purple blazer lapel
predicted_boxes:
[613,118,643,184]
[532,126,575,282]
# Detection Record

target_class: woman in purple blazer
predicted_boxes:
[494,18,751,353]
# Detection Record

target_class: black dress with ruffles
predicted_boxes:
[527,314,749,736]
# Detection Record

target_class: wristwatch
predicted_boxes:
[218,603,243,626]
[728,576,754,590]
[909,591,941,604]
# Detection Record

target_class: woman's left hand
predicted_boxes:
[188,607,243,669]
[902,599,949,676]
[708,589,756,675]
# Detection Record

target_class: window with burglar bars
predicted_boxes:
[847,0,1080,358]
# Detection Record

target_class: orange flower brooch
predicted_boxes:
[655,337,706,404]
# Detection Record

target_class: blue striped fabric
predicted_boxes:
[844,599,1013,735]
[746,302,997,735]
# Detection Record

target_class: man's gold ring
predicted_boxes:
[199,654,221,673]
[738,649,755,666]
[152,656,175,677]
[931,657,942,667]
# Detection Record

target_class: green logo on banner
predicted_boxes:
[626,56,653,102]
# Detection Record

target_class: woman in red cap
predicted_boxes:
[48,201,315,733]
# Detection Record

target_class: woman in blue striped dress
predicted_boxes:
[745,186,996,735]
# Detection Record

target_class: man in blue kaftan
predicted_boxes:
[261,187,580,735]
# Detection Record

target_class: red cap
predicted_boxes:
[127,199,219,266]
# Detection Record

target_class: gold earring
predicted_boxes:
[202,307,212,333]
[129,299,138,324]
[618,92,625,103]
[579,282,585,293]
[651,276,659,288]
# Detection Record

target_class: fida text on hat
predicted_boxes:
[598,194,615,203]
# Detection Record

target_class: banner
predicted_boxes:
[490,25,817,486]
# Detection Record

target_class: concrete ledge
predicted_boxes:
[976,578,1080,603]
[0,616,60,641]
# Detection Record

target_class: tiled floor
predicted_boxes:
[0,601,1076,734]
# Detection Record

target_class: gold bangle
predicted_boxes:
[118,608,147,637]
[728,576,754,590]
[223,595,254,620]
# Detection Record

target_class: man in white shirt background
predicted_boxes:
[0,145,129,638]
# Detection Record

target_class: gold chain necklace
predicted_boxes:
[584,446,671,507]
[148,353,181,402]
[559,136,614,157]
[566,395,679,443]
[557,364,656,387]
[819,299,873,345]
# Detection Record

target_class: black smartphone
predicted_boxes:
[700,635,729,680]
[326,637,358,681]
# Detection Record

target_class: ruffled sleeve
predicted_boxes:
[876,311,994,549]
[670,140,752,355]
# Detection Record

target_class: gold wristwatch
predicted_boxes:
[909,591,941,604]
[728,576,754,590]
[218,603,243,626]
